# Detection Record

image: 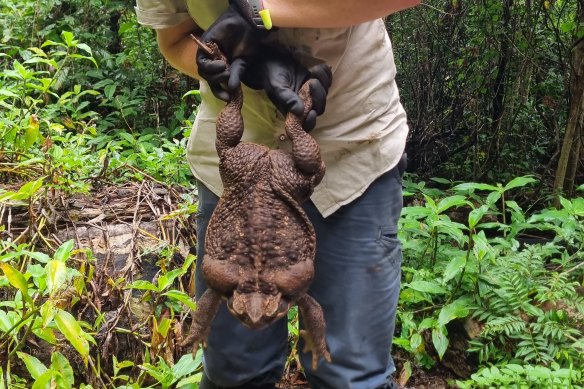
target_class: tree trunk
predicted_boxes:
[554,2,584,204]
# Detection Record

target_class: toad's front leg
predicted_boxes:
[284,82,325,185]
[297,294,331,370]
[179,289,222,356]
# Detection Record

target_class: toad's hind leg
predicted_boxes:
[298,294,331,370]
[180,289,222,356]
[216,85,244,157]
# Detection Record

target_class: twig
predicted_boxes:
[564,259,584,275]
[88,355,113,388]
[419,2,460,16]
[189,34,213,56]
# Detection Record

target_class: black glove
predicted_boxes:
[196,3,265,101]
[242,46,333,132]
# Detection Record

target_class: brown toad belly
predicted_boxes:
[203,172,315,302]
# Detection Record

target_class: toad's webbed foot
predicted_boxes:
[298,294,331,370]
[179,289,222,356]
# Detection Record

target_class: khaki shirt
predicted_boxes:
[135,0,408,217]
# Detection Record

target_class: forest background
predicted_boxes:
[0,0,583,388]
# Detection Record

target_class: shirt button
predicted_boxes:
[278,134,287,141]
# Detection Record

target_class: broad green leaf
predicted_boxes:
[5,178,45,201]
[41,39,66,47]
[27,263,46,291]
[45,260,66,296]
[157,268,185,290]
[172,351,203,379]
[49,145,64,159]
[430,177,451,184]
[31,370,52,389]
[69,53,98,67]
[61,31,76,47]
[443,255,467,282]
[503,364,525,374]
[182,254,196,272]
[418,317,437,330]
[25,251,50,263]
[157,317,172,338]
[55,309,90,361]
[436,195,469,214]
[432,326,449,360]
[486,191,501,206]
[104,84,117,100]
[438,299,471,326]
[503,176,537,191]
[0,309,12,332]
[472,231,492,261]
[76,43,93,55]
[453,182,498,192]
[51,352,74,387]
[0,263,31,304]
[401,206,432,218]
[118,21,135,34]
[113,356,134,376]
[21,178,44,198]
[572,197,584,216]
[529,365,553,379]
[408,281,448,295]
[505,200,523,214]
[40,301,56,328]
[127,280,159,292]
[163,290,197,311]
[27,47,47,57]
[434,220,467,244]
[409,333,423,350]
[176,373,202,388]
[54,240,74,262]
[468,205,489,229]
[0,88,19,98]
[24,116,40,149]
[13,60,30,79]
[17,352,47,380]
[32,326,57,344]
[117,132,136,144]
[423,194,437,210]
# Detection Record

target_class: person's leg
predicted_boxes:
[195,184,287,388]
[299,157,405,389]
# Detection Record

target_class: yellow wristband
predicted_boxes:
[259,9,273,30]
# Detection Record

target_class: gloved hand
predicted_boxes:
[241,46,333,132]
[196,2,264,101]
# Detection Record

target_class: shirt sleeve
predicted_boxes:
[135,0,192,29]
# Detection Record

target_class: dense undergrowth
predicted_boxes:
[1,1,583,388]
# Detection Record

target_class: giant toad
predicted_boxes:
[181,41,331,370]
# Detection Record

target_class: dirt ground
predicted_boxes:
[277,363,460,389]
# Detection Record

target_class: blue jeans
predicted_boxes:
[195,156,404,389]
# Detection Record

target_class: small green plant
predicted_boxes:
[395,175,584,386]
[136,352,203,389]
[456,363,583,388]
[16,351,74,388]
[0,239,96,386]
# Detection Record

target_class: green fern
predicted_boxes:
[456,363,584,388]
